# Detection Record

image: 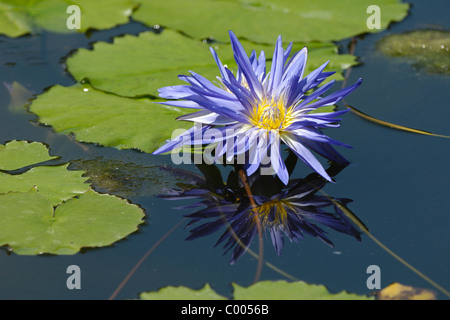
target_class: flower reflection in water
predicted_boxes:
[160,159,361,264]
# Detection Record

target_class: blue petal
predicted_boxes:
[297,138,350,165]
[269,132,289,185]
[177,110,237,125]
[210,47,230,82]
[267,35,285,95]
[281,133,332,182]
[301,78,363,111]
[228,31,263,98]
[287,60,330,108]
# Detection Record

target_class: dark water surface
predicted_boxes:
[0,0,448,299]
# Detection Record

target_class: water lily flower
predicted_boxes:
[153,31,362,184]
[161,163,361,264]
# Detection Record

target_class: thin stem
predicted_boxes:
[342,37,450,139]
[218,211,299,282]
[238,169,264,284]
[305,176,450,299]
[108,218,186,300]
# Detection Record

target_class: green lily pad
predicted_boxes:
[140,284,227,300]
[0,188,145,255]
[66,29,358,98]
[139,280,373,300]
[376,29,450,74]
[0,164,90,206]
[28,84,193,153]
[133,0,409,43]
[232,280,373,300]
[0,0,136,37]
[0,140,58,171]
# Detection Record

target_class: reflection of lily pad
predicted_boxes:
[0,189,145,255]
[0,140,58,171]
[133,0,408,43]
[139,280,373,300]
[67,29,358,98]
[377,30,450,74]
[0,0,136,37]
[29,84,193,153]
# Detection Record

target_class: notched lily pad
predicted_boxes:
[66,29,358,98]
[0,0,137,37]
[0,141,146,255]
[133,0,409,43]
[28,84,193,153]
[139,280,373,300]
[377,29,450,74]
[140,284,227,300]
[232,280,374,300]
[0,163,90,206]
[0,188,145,255]
[0,140,58,171]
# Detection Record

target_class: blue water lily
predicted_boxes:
[153,31,362,184]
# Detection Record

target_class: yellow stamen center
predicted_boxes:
[251,98,294,131]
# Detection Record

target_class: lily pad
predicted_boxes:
[66,29,358,98]
[28,84,193,153]
[139,280,373,300]
[133,0,409,43]
[140,284,227,300]
[376,29,450,74]
[0,164,90,206]
[0,140,58,171]
[232,280,373,300]
[0,188,145,255]
[0,0,136,37]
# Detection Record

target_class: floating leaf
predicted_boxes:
[133,0,409,43]
[139,280,372,300]
[0,0,136,37]
[232,280,373,300]
[376,29,450,74]
[29,84,193,153]
[0,140,58,171]
[376,282,437,300]
[140,284,227,300]
[0,189,145,255]
[66,29,358,98]
[0,164,90,206]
